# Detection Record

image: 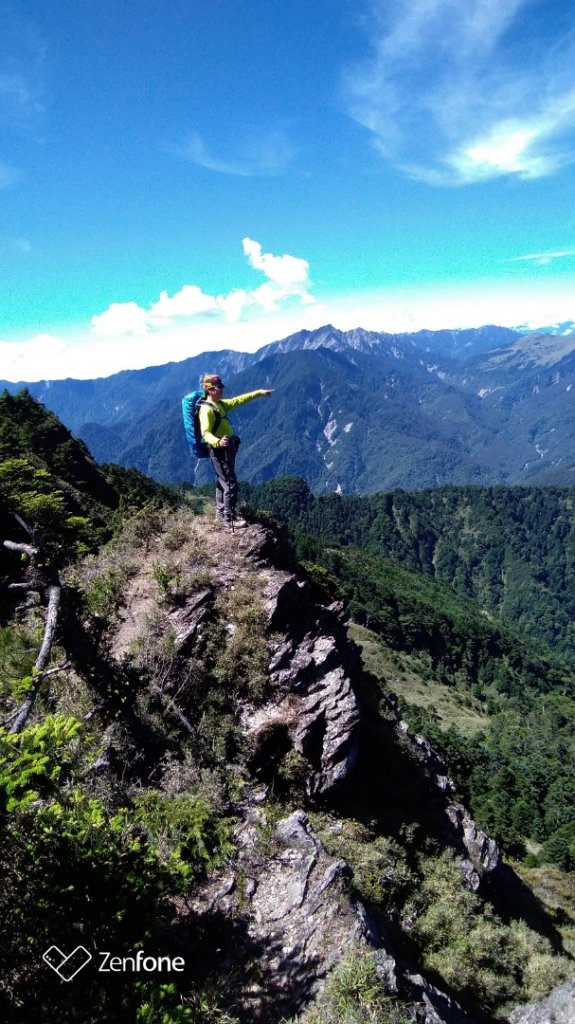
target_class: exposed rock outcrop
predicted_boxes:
[508,978,575,1024]
[101,516,559,1024]
[243,572,360,796]
[398,721,502,888]
[188,805,474,1024]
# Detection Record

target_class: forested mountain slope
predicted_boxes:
[240,477,575,866]
[2,395,575,1023]
[242,478,575,666]
[3,323,575,491]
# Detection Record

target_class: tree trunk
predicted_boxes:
[9,585,62,734]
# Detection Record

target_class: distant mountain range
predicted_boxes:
[2,323,575,492]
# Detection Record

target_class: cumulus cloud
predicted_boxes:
[344,0,575,185]
[178,129,295,177]
[91,301,149,337]
[0,333,68,381]
[243,238,309,288]
[149,285,218,323]
[91,238,315,337]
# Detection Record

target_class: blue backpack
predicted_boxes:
[181,391,221,458]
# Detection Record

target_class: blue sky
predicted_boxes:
[2,0,575,380]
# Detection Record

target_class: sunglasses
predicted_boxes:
[208,383,225,390]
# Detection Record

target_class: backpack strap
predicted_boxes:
[201,399,225,435]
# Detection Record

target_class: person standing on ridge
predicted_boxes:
[199,373,274,529]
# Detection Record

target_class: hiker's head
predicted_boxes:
[203,374,225,396]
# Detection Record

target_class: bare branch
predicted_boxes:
[150,682,196,737]
[11,512,44,547]
[3,540,40,559]
[2,659,71,727]
[9,585,62,734]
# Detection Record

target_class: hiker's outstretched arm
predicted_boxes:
[224,389,274,410]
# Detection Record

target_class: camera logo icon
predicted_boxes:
[43,945,92,981]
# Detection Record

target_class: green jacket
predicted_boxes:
[199,391,267,448]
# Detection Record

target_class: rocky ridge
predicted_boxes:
[104,512,570,1023]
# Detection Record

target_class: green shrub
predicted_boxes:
[0,790,179,1019]
[135,981,240,1023]
[83,566,126,622]
[0,715,84,811]
[213,584,269,701]
[292,949,409,1024]
[318,819,416,921]
[131,790,235,879]
[410,851,571,1011]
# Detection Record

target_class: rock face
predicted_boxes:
[103,516,551,1024]
[400,722,502,889]
[243,570,361,796]
[508,979,575,1024]
[188,806,474,1024]
[446,803,501,889]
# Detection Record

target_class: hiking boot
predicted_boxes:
[226,518,247,530]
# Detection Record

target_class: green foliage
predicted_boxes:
[542,823,575,871]
[318,818,416,922]
[0,457,94,556]
[409,852,571,1010]
[153,562,172,597]
[134,981,240,1023]
[0,789,181,1017]
[398,694,575,861]
[212,582,269,702]
[290,949,410,1024]
[103,464,180,515]
[0,716,237,1020]
[246,479,575,667]
[0,715,84,811]
[83,566,126,622]
[0,391,185,575]
[0,623,38,697]
[131,790,235,879]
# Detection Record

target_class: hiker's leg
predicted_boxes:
[209,448,237,522]
[224,447,238,520]
[208,450,226,519]
[214,478,225,519]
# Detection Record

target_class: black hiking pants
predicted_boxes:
[208,439,240,522]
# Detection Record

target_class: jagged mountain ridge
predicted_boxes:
[2,322,575,490]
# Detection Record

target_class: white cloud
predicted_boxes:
[91,238,315,338]
[91,301,149,337]
[177,129,295,177]
[508,249,575,266]
[0,333,68,381]
[3,277,575,383]
[242,237,315,311]
[242,238,309,288]
[344,0,575,185]
[149,285,218,323]
[215,289,252,322]
[0,239,318,381]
